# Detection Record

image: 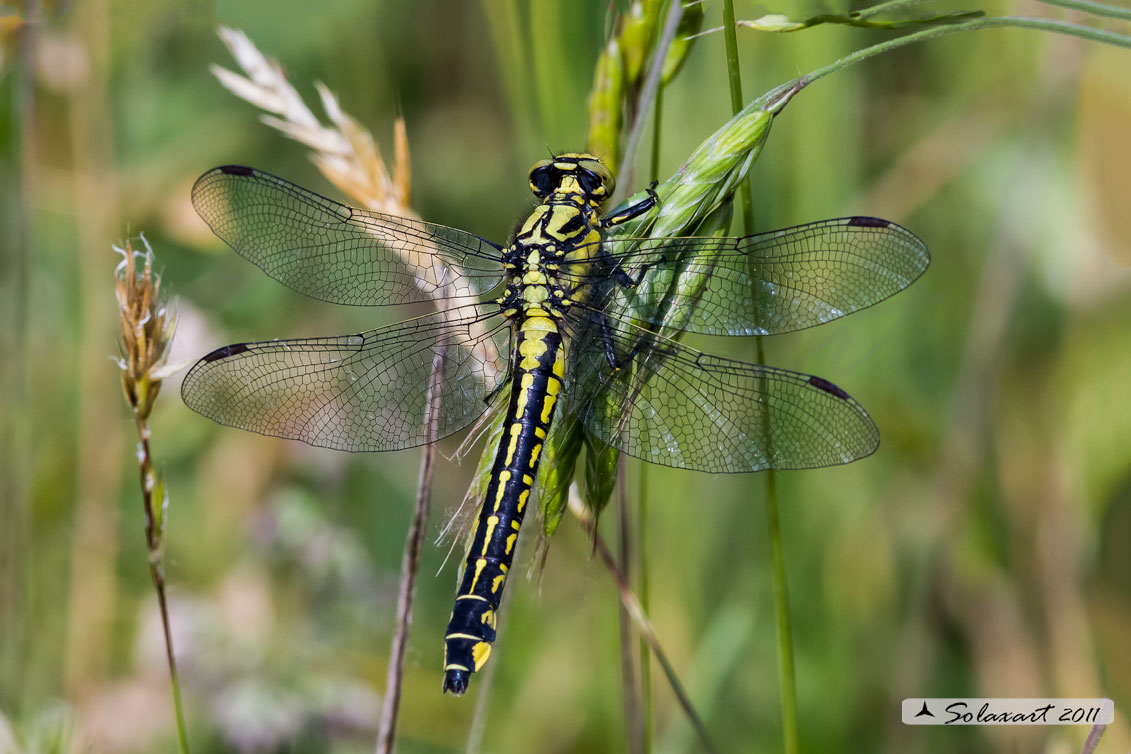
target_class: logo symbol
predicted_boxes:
[915,702,935,718]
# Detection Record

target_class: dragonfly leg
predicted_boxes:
[596,310,658,371]
[600,182,658,228]
[598,313,620,370]
[483,367,512,406]
[596,248,659,291]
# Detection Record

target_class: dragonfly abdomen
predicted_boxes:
[442,315,564,695]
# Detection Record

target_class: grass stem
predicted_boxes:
[1037,0,1131,22]
[376,354,443,754]
[637,462,653,754]
[572,497,718,754]
[116,236,189,754]
[801,16,1131,90]
[721,0,755,234]
[135,425,190,754]
[138,429,191,754]
[616,467,644,754]
[758,414,798,754]
[722,5,799,752]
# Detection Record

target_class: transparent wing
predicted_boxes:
[192,166,506,305]
[564,217,928,336]
[562,309,879,473]
[181,304,510,452]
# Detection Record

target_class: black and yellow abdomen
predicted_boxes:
[441,152,639,695]
[442,316,565,694]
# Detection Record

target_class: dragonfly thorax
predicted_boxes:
[499,183,607,321]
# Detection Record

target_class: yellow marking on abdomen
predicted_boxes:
[468,557,487,592]
[514,373,535,413]
[503,423,521,467]
[472,642,492,670]
[481,516,499,556]
[539,393,557,426]
[492,470,511,511]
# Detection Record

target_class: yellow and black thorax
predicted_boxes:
[497,152,616,321]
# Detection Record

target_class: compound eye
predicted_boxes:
[577,169,605,197]
[529,165,556,196]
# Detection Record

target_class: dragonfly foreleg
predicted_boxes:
[600,182,658,228]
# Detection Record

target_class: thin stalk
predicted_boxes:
[713,14,1131,132]
[721,0,755,234]
[636,463,653,754]
[649,84,663,185]
[638,82,663,754]
[800,17,1131,89]
[117,237,187,752]
[573,501,718,754]
[617,466,643,754]
[853,0,951,20]
[1036,0,1131,22]
[375,353,444,754]
[758,421,798,754]
[1081,723,1106,754]
[134,420,190,754]
[722,5,798,753]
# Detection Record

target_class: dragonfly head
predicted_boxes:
[528,153,614,206]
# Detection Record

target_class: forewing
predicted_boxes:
[563,311,879,473]
[192,166,506,305]
[569,217,928,336]
[181,305,509,452]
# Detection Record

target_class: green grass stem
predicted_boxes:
[721,0,755,235]
[799,16,1131,90]
[1037,0,1131,22]
[637,60,666,754]
[722,5,798,753]
[637,463,653,754]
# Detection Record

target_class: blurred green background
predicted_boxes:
[2,0,1130,752]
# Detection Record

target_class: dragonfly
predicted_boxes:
[182,154,929,695]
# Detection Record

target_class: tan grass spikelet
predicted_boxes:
[212,26,411,216]
[115,234,174,420]
[211,26,502,383]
